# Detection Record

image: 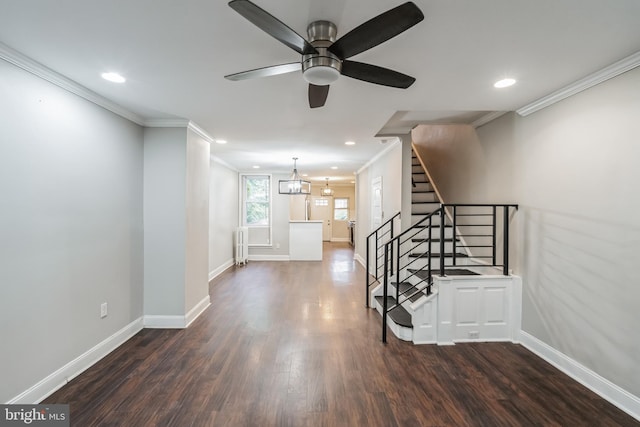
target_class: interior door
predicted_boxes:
[310,197,332,241]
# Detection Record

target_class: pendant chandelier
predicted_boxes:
[278,157,311,194]
[321,178,334,197]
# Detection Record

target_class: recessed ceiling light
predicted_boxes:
[494,78,516,88]
[345,141,355,145]
[252,165,260,169]
[302,173,308,177]
[215,139,227,144]
[101,72,126,83]
[330,166,338,170]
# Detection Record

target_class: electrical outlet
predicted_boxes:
[469,331,479,339]
[100,302,108,318]
[276,242,280,249]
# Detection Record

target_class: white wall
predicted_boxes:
[144,127,211,320]
[0,59,144,402]
[308,184,356,240]
[248,173,290,259]
[208,158,239,278]
[185,129,210,312]
[355,141,403,262]
[504,67,640,398]
[143,128,187,316]
[413,67,640,399]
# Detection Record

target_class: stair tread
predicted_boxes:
[409,252,469,258]
[374,296,413,328]
[391,282,427,302]
[408,268,480,279]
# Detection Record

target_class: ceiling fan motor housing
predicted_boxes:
[302,21,341,85]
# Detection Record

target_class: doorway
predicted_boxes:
[310,197,332,241]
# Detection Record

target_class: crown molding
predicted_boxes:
[472,111,508,128]
[143,118,190,127]
[187,121,214,143]
[144,119,216,145]
[0,41,146,125]
[0,41,222,140]
[517,50,640,117]
[211,155,239,172]
[356,136,402,175]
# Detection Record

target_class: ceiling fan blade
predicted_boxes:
[225,63,301,81]
[328,2,424,59]
[228,0,318,55]
[341,61,416,88]
[309,84,330,108]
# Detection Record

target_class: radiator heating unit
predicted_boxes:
[235,226,248,266]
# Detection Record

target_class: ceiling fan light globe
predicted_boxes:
[303,66,340,86]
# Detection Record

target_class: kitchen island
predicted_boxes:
[289,220,323,260]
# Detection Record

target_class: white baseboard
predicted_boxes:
[330,237,350,242]
[248,254,290,261]
[209,259,234,281]
[519,331,640,421]
[143,315,185,329]
[354,253,366,267]
[185,295,211,328]
[8,317,144,404]
[144,295,211,329]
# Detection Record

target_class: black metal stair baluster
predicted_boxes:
[439,206,445,276]
[395,239,400,302]
[503,206,510,276]
[366,236,370,308]
[428,214,433,293]
[452,205,457,267]
[390,221,394,275]
[492,205,497,267]
[382,242,389,343]
[375,230,379,281]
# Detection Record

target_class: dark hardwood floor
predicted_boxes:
[45,242,639,426]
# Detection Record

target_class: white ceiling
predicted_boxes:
[1,0,639,182]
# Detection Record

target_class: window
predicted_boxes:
[334,198,349,221]
[315,198,329,206]
[241,174,271,245]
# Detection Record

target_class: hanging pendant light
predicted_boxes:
[321,178,334,197]
[278,157,311,194]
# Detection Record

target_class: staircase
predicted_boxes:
[366,148,520,344]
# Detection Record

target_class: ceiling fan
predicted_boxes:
[224,0,424,108]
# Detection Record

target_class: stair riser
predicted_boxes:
[412,193,438,203]
[384,285,425,306]
[412,182,432,192]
